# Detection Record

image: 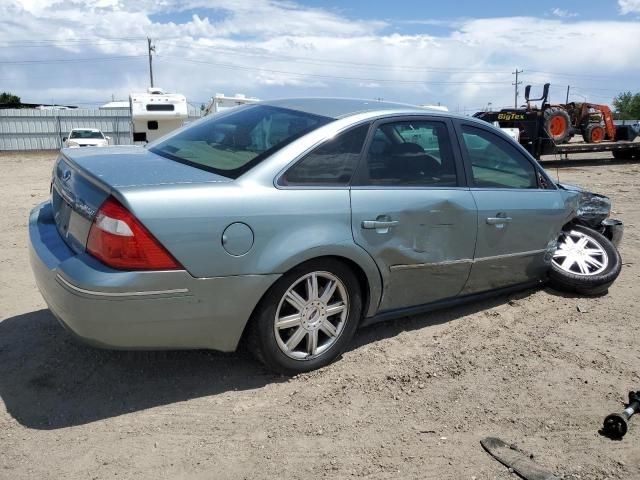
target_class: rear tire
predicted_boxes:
[582,124,605,143]
[247,259,362,375]
[549,225,621,296]
[544,107,571,143]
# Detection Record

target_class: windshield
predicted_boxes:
[70,130,104,139]
[149,105,332,179]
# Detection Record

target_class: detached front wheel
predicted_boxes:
[248,259,362,375]
[549,225,621,295]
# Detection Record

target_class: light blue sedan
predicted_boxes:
[29,99,622,374]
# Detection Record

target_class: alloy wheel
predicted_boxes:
[552,230,609,276]
[274,271,349,360]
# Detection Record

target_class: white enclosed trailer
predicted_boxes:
[204,93,259,116]
[129,88,188,143]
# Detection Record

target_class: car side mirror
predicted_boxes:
[105,136,111,141]
[63,137,67,142]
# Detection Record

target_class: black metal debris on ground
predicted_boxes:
[602,390,640,439]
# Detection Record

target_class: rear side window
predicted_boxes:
[461,125,538,189]
[358,120,458,187]
[282,124,370,186]
[149,105,331,179]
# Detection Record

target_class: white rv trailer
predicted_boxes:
[129,88,188,143]
[419,104,449,112]
[204,93,259,116]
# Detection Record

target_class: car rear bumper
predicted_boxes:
[28,201,279,352]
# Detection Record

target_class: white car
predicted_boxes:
[64,128,110,148]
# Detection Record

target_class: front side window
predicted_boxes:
[358,120,457,187]
[282,124,370,186]
[461,125,538,189]
[149,105,331,179]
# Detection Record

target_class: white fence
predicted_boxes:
[0,108,203,151]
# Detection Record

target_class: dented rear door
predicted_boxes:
[350,116,477,312]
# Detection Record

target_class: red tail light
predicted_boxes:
[86,197,182,270]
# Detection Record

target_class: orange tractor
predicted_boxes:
[565,102,616,144]
[521,84,617,144]
[474,83,637,159]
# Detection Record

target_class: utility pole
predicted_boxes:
[565,85,570,104]
[512,68,523,108]
[147,37,155,88]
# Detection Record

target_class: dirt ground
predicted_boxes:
[0,150,638,480]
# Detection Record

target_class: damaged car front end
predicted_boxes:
[558,183,624,247]
[547,182,623,295]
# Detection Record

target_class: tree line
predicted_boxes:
[613,92,640,120]
[0,92,21,106]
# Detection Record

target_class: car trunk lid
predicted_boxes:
[51,146,231,254]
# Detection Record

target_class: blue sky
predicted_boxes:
[309,0,615,22]
[150,1,634,36]
[1,0,639,111]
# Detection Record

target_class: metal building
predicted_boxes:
[0,107,202,151]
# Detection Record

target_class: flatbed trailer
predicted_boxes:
[474,83,640,161]
[474,110,640,160]
[544,138,640,159]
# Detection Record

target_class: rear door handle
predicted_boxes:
[486,217,512,225]
[361,220,399,230]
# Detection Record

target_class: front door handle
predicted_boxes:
[361,220,399,230]
[486,217,512,225]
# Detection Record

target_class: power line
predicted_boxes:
[0,41,141,49]
[527,82,623,94]
[159,40,510,75]
[570,89,617,102]
[526,77,630,97]
[524,83,618,103]
[156,55,512,85]
[159,40,640,83]
[1,34,634,83]
[0,37,145,47]
[0,55,146,65]
[526,69,629,81]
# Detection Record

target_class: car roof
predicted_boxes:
[258,97,436,119]
[71,128,100,131]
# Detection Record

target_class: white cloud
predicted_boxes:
[0,1,639,111]
[551,8,578,18]
[396,19,461,27]
[619,0,640,14]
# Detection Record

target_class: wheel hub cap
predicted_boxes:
[302,302,325,330]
